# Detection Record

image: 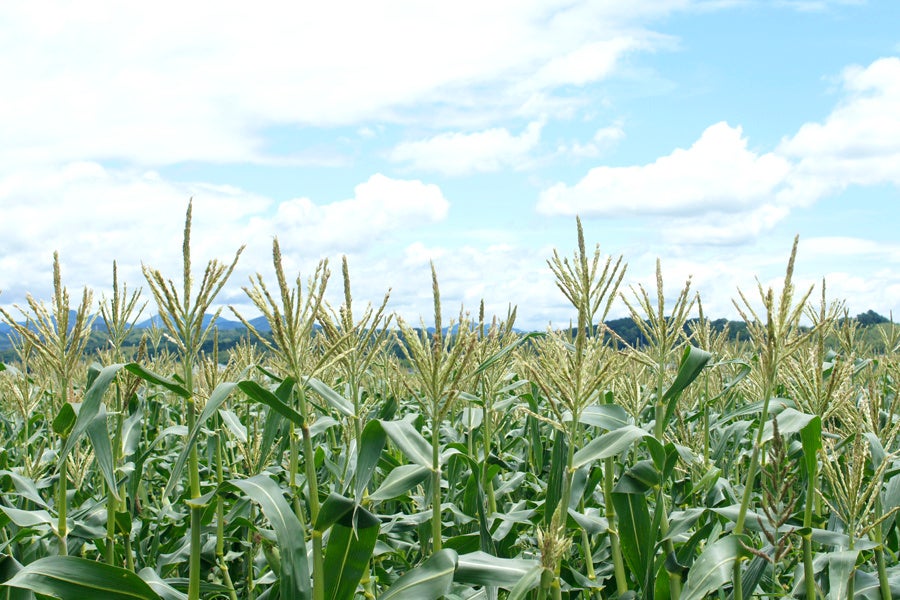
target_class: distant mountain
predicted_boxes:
[134,313,245,331]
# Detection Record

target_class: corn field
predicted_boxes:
[1,205,899,600]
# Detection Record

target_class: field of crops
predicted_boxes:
[1,208,899,600]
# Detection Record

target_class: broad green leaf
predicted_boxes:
[85,405,119,501]
[454,551,541,588]
[60,363,125,462]
[311,493,381,600]
[124,363,190,398]
[305,377,354,418]
[380,419,433,469]
[0,554,35,600]
[229,474,310,600]
[52,403,76,438]
[355,419,388,501]
[681,535,750,600]
[826,549,859,600]
[163,381,238,497]
[0,507,54,530]
[564,404,631,430]
[238,379,303,427]
[506,565,544,600]
[799,413,822,479]
[611,489,651,580]
[315,493,379,531]
[760,407,817,443]
[662,345,712,427]
[572,425,651,469]
[217,408,248,444]
[325,523,379,600]
[136,569,187,600]
[4,556,161,600]
[369,465,430,502]
[379,549,458,600]
[544,429,567,526]
[0,470,49,509]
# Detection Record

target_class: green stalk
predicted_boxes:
[874,496,890,600]
[297,385,324,600]
[654,367,681,599]
[57,437,68,556]
[184,360,203,600]
[604,455,628,595]
[802,454,817,600]
[732,372,776,600]
[431,412,443,553]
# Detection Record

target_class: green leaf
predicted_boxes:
[52,403,77,438]
[567,404,631,430]
[681,535,750,600]
[85,405,119,501]
[380,419,433,469]
[506,565,544,600]
[355,420,388,501]
[238,379,304,427]
[60,363,125,461]
[369,465,430,502]
[611,490,651,580]
[760,407,816,443]
[0,554,35,600]
[163,381,238,498]
[379,550,458,600]
[662,345,712,427]
[228,474,310,600]
[136,568,187,600]
[4,556,161,599]
[124,363,190,398]
[305,377,355,418]
[826,549,859,600]
[572,425,651,469]
[454,551,541,589]
[323,507,380,600]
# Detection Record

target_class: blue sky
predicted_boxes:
[1,0,899,329]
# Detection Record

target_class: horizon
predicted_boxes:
[1,2,899,329]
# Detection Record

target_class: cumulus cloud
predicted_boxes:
[0,1,686,171]
[777,57,900,205]
[389,121,543,175]
[537,122,791,218]
[0,165,449,309]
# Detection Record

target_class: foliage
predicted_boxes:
[1,211,900,600]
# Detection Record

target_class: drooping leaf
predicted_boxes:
[4,556,161,600]
[238,379,303,427]
[681,535,750,600]
[305,377,354,418]
[163,381,238,497]
[124,363,190,398]
[228,474,310,600]
[572,425,651,469]
[355,419,388,501]
[826,549,859,600]
[662,345,712,427]
[323,506,380,600]
[380,418,433,469]
[369,465,431,503]
[136,568,187,600]
[454,551,541,589]
[379,550,458,600]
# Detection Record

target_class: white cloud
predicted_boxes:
[537,122,791,218]
[566,123,626,158]
[0,165,448,309]
[777,57,900,205]
[389,121,543,175]
[0,1,687,171]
